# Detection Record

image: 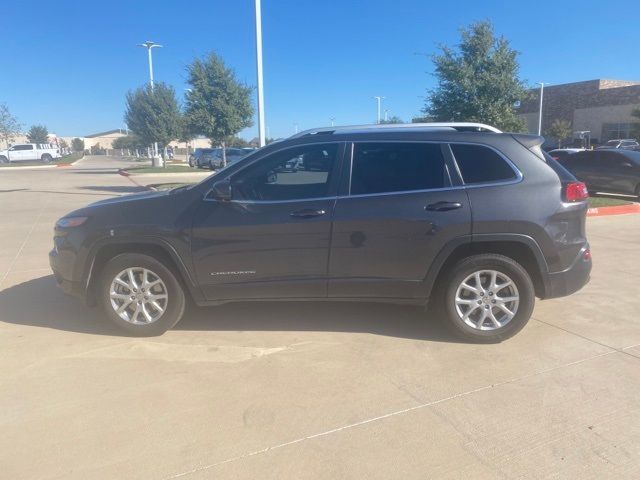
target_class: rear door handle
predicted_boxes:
[425,201,463,212]
[290,208,326,218]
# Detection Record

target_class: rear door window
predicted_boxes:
[350,142,447,195]
[450,144,517,184]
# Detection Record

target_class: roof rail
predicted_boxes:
[290,122,502,139]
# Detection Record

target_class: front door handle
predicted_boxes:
[290,208,326,218]
[425,201,463,212]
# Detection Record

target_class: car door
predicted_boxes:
[602,152,638,194]
[328,141,471,299]
[191,142,345,301]
[7,145,21,161]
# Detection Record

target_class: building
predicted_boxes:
[518,79,640,145]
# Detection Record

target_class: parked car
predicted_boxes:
[50,122,591,342]
[201,148,249,170]
[596,139,639,150]
[558,149,640,197]
[188,148,215,168]
[0,143,62,163]
[548,148,584,161]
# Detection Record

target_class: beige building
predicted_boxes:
[518,79,640,145]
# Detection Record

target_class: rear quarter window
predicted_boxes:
[450,144,517,184]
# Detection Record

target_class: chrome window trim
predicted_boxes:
[203,139,524,205]
[203,140,345,204]
[448,141,523,188]
[347,140,454,197]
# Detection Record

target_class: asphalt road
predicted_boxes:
[1,156,640,479]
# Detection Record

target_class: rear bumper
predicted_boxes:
[542,246,592,299]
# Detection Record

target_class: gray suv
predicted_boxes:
[50,123,591,342]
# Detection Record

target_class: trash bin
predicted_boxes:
[151,155,164,168]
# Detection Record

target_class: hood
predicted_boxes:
[87,188,170,208]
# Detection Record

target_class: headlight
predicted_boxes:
[56,216,88,228]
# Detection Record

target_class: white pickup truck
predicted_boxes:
[0,143,62,163]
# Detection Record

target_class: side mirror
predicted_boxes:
[208,179,232,201]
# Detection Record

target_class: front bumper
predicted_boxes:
[543,246,592,299]
[49,248,84,299]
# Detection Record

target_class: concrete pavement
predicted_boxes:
[1,156,639,479]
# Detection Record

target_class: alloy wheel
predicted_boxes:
[454,270,519,330]
[109,267,168,325]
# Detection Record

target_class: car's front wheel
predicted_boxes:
[99,253,186,336]
[438,254,535,343]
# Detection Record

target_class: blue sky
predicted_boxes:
[1,0,638,139]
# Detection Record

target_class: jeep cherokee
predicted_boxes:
[50,123,591,342]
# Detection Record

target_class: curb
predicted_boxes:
[0,164,56,170]
[118,169,156,191]
[587,203,640,217]
[119,169,210,178]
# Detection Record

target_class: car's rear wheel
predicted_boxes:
[438,254,535,343]
[99,253,186,336]
[41,154,52,163]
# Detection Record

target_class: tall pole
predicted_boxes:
[148,48,154,88]
[138,41,162,158]
[255,0,266,147]
[330,117,335,127]
[373,96,385,124]
[537,82,545,136]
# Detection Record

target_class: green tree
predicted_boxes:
[0,103,22,149]
[112,134,145,151]
[125,83,183,156]
[71,138,85,152]
[411,115,434,123]
[185,52,254,165]
[424,20,527,132]
[547,119,572,148]
[27,124,49,143]
[226,136,251,148]
[379,116,404,124]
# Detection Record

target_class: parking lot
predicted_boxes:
[1,156,640,479]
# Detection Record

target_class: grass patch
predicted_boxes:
[124,165,200,174]
[54,153,84,165]
[148,182,192,191]
[588,196,633,208]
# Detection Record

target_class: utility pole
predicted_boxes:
[254,0,266,147]
[373,96,385,124]
[138,41,162,159]
[330,117,335,127]
[537,82,546,136]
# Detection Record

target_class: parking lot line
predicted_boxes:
[167,349,618,479]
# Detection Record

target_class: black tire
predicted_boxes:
[436,254,535,343]
[99,253,186,336]
[0,155,8,164]
[41,154,52,163]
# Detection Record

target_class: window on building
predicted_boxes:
[602,123,633,142]
[450,144,517,184]
[350,142,447,195]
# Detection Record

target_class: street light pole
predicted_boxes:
[330,117,335,127]
[373,96,385,124]
[138,41,163,158]
[254,0,266,147]
[537,82,546,136]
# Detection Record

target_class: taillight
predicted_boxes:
[564,182,589,202]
